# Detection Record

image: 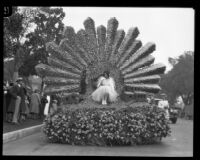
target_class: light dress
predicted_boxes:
[44,95,50,116]
[91,76,118,103]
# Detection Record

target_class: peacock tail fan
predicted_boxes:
[35,17,166,101]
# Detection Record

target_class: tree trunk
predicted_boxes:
[13,71,18,83]
[13,40,22,83]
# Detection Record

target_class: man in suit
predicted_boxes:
[7,78,23,124]
[18,81,28,122]
[3,82,7,121]
[5,82,14,122]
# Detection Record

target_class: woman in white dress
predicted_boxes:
[92,71,118,105]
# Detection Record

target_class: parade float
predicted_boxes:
[35,17,171,146]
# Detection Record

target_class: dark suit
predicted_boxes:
[7,84,21,113]
[7,83,25,123]
[19,86,27,114]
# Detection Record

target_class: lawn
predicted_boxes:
[3,119,43,133]
[3,96,148,134]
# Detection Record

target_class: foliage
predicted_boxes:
[4,7,66,80]
[4,6,31,82]
[3,7,36,57]
[160,51,194,104]
[3,7,23,58]
[4,58,15,82]
[19,7,65,76]
[43,105,171,146]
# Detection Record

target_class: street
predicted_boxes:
[3,118,193,156]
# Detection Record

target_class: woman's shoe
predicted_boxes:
[6,114,12,123]
[102,100,107,105]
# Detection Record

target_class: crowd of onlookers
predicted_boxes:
[3,77,53,125]
[3,73,89,125]
[4,76,192,125]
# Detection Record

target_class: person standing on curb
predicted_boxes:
[40,94,48,119]
[6,82,14,122]
[49,99,58,115]
[18,81,28,122]
[44,95,51,116]
[7,78,23,125]
[29,89,41,119]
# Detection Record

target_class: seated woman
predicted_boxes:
[92,71,118,105]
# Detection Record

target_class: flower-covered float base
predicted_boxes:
[43,104,171,146]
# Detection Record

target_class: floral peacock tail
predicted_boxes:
[35,17,166,99]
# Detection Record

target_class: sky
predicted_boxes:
[62,7,194,71]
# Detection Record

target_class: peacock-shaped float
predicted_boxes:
[38,18,171,146]
[35,17,166,103]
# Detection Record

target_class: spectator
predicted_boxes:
[3,82,7,121]
[49,99,58,115]
[18,81,28,122]
[5,82,14,122]
[40,94,48,119]
[30,89,41,119]
[7,78,22,125]
[24,94,30,118]
[147,95,154,104]
[174,96,185,118]
[3,81,7,93]
[44,95,51,116]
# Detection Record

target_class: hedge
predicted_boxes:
[43,105,171,146]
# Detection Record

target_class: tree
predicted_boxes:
[4,6,29,82]
[19,7,65,77]
[4,7,22,58]
[168,57,177,66]
[160,51,194,105]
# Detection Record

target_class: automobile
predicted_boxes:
[153,98,178,124]
[152,98,169,119]
[152,98,163,106]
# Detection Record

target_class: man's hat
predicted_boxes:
[160,93,167,98]
[52,99,58,103]
[16,77,23,82]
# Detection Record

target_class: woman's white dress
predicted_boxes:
[92,76,118,103]
[44,95,50,116]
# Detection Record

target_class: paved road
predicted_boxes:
[3,119,193,156]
